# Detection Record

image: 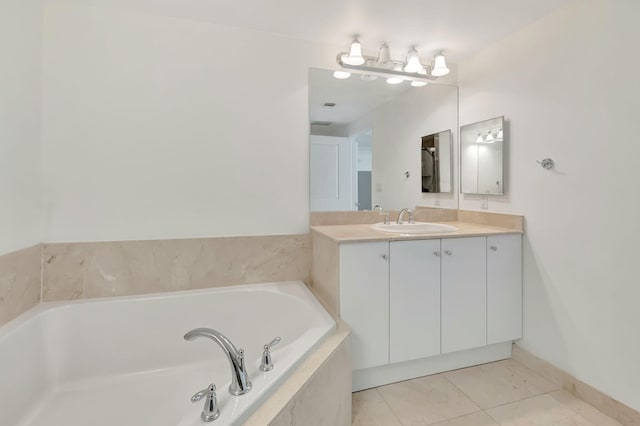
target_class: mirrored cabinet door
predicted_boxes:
[460,116,505,195]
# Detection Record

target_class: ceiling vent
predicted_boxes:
[311,121,332,126]
[323,102,336,107]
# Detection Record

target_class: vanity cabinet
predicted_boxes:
[339,242,389,370]
[389,240,441,363]
[487,234,523,344]
[339,234,522,375]
[441,237,487,353]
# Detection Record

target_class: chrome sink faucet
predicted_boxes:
[397,208,415,224]
[184,328,252,396]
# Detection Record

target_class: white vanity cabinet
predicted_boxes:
[338,233,522,387]
[441,237,487,353]
[339,241,390,370]
[389,240,441,363]
[487,234,523,344]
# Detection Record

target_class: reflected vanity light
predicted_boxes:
[334,37,449,86]
[333,70,351,79]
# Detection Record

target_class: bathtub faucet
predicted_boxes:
[184,328,252,396]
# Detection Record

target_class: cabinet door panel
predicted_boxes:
[441,237,487,353]
[389,240,441,363]
[339,242,389,370]
[487,234,523,344]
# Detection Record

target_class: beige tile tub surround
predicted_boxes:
[513,345,640,426]
[0,245,42,327]
[42,234,311,301]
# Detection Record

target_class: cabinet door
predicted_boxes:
[389,240,441,363]
[441,237,487,353]
[339,242,389,370]
[487,234,523,344]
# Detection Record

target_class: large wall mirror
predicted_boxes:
[460,116,505,195]
[309,68,458,212]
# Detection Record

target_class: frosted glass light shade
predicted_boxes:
[387,76,403,85]
[431,53,450,77]
[497,129,503,139]
[333,71,351,79]
[343,39,365,65]
[404,47,423,73]
[476,133,484,143]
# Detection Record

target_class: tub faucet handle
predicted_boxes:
[259,336,281,372]
[191,383,220,423]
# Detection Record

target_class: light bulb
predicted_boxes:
[485,132,495,143]
[497,129,503,139]
[476,133,484,143]
[343,37,365,66]
[411,68,428,87]
[404,47,423,73]
[333,70,351,79]
[386,63,404,85]
[431,52,450,77]
[376,43,392,68]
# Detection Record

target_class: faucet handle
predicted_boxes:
[191,384,220,422]
[260,336,281,372]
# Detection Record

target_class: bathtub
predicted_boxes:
[0,281,336,426]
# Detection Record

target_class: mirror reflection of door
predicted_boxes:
[421,134,440,192]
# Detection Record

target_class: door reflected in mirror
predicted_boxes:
[421,130,452,193]
[309,68,458,212]
[460,116,505,195]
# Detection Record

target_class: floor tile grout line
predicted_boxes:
[440,372,484,412]
[372,387,404,425]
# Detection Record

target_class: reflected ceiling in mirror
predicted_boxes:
[309,68,458,213]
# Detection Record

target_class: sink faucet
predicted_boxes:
[184,328,252,396]
[397,208,415,224]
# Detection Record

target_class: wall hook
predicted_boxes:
[404,171,411,178]
[536,158,555,170]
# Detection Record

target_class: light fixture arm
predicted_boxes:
[336,53,436,83]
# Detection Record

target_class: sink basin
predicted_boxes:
[371,222,458,234]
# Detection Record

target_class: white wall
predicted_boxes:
[41,1,338,242]
[371,84,458,210]
[0,0,42,255]
[459,0,640,411]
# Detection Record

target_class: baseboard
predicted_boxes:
[353,342,512,392]
[512,344,640,426]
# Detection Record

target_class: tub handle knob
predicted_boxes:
[191,383,220,422]
[260,336,281,372]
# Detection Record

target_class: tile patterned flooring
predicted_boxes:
[352,359,621,426]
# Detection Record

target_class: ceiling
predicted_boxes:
[116,0,575,62]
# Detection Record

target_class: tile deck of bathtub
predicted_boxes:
[352,358,621,426]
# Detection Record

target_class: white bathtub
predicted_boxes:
[0,281,336,426]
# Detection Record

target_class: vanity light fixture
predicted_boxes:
[476,133,484,143]
[361,59,378,81]
[411,68,429,87]
[333,70,351,79]
[386,64,404,85]
[431,51,450,77]
[335,37,449,86]
[485,132,495,143]
[376,43,393,68]
[497,128,504,139]
[404,46,423,73]
[342,37,365,66]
